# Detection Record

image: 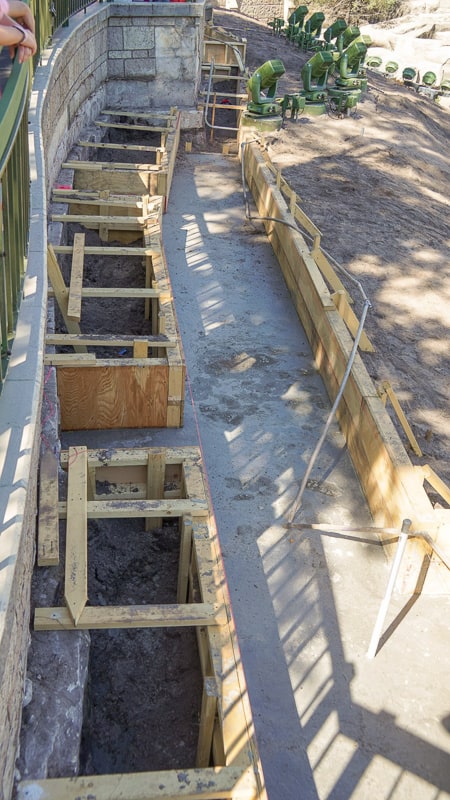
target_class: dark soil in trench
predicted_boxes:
[18,119,204,784]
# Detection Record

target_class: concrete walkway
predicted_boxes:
[64,150,450,800]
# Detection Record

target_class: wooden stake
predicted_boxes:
[420,464,450,506]
[146,449,165,531]
[177,515,193,602]
[332,290,375,352]
[46,246,87,353]
[67,233,85,322]
[196,676,219,767]
[38,449,59,566]
[64,446,88,625]
[380,381,423,457]
[133,339,148,359]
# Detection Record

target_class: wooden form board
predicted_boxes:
[65,110,180,210]
[51,214,161,246]
[52,190,163,222]
[27,446,267,800]
[47,235,185,430]
[240,138,450,594]
[204,21,247,65]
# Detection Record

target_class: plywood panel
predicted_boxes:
[57,365,169,429]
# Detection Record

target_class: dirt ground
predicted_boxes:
[213,9,450,495]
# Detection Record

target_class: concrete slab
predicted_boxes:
[63,151,450,799]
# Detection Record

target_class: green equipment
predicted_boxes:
[402,66,418,87]
[417,71,439,100]
[327,86,361,117]
[366,54,382,69]
[280,93,306,120]
[297,11,325,51]
[247,59,286,116]
[300,50,334,114]
[283,5,308,42]
[336,25,360,55]
[323,18,348,50]
[384,60,399,75]
[335,38,369,91]
[268,17,284,35]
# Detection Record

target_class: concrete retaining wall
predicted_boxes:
[0,4,205,797]
[211,0,285,23]
[40,2,205,192]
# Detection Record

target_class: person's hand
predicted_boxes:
[7,23,37,59]
[11,42,34,62]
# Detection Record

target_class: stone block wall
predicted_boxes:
[212,0,284,23]
[106,4,205,108]
[40,2,205,190]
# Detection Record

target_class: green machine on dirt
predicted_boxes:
[246,59,286,116]
[297,11,325,51]
[279,93,306,120]
[322,17,348,51]
[334,36,370,91]
[335,25,361,55]
[283,5,308,42]
[300,50,334,114]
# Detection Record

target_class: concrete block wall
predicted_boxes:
[240,1,282,21]
[106,4,205,108]
[212,0,284,23]
[39,7,109,192]
[40,3,205,191]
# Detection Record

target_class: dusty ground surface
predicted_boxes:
[213,9,450,495]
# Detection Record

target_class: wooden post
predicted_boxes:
[196,677,219,768]
[146,449,165,531]
[331,290,375,352]
[64,446,88,625]
[381,381,423,457]
[177,515,193,603]
[67,233,85,323]
[47,245,88,353]
[38,449,60,566]
[133,340,148,359]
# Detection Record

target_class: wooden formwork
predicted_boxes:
[63,109,181,211]
[204,22,247,70]
[46,224,185,430]
[22,446,267,800]
[240,136,450,593]
[52,189,163,244]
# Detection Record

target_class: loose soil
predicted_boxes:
[213,9,450,495]
[18,123,204,784]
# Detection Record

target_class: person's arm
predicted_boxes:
[0,1,36,61]
[0,19,36,54]
[4,0,34,31]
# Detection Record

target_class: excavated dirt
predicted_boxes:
[17,127,204,784]
[213,9,450,494]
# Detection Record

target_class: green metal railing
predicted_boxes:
[0,58,30,385]
[0,0,100,387]
[51,0,99,34]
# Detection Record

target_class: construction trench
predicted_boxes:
[4,5,450,800]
